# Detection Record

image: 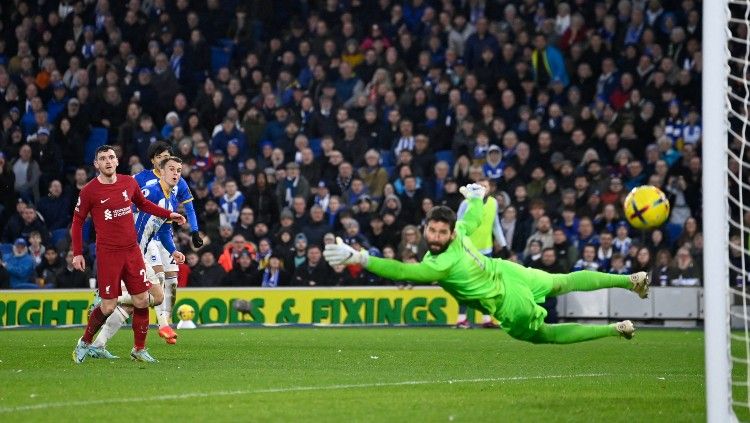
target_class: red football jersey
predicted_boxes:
[71,174,172,255]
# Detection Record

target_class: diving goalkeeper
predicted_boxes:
[324,183,649,343]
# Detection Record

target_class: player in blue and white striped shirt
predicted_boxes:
[133,142,201,344]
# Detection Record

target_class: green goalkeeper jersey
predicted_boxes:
[367,198,505,312]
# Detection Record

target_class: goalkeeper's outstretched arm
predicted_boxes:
[366,256,450,283]
[456,197,484,237]
[323,238,450,283]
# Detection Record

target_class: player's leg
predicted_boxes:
[122,247,158,362]
[89,305,132,359]
[549,271,648,297]
[524,321,635,344]
[73,254,122,363]
[456,303,470,328]
[155,241,179,343]
[158,271,179,342]
[501,260,649,300]
[497,281,635,345]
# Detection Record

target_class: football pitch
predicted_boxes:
[1,327,705,422]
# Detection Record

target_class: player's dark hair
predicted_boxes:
[94,144,116,158]
[158,156,183,169]
[425,206,457,232]
[148,141,172,160]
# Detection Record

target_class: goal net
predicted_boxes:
[714,1,750,421]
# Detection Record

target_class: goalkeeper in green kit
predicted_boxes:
[324,183,649,343]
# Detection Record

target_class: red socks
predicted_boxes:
[132,307,149,350]
[82,306,109,344]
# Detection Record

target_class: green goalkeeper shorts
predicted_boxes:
[493,260,555,341]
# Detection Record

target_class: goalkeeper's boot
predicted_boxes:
[615,320,635,340]
[159,326,178,345]
[72,338,90,364]
[88,346,119,359]
[130,347,158,363]
[629,272,650,299]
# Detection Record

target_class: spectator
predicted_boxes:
[293,245,332,287]
[572,244,601,272]
[524,215,554,257]
[36,180,71,231]
[2,238,37,289]
[56,249,90,289]
[223,250,259,287]
[302,205,332,248]
[531,33,569,88]
[552,228,578,271]
[218,234,257,273]
[189,251,226,287]
[668,247,702,286]
[36,246,64,287]
[276,162,310,211]
[609,253,631,275]
[531,248,565,323]
[2,203,49,244]
[259,252,291,287]
[631,246,653,274]
[11,144,41,203]
[219,180,244,227]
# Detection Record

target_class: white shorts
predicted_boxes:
[145,240,179,273]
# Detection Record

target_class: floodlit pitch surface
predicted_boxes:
[0,327,704,422]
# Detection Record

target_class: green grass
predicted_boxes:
[0,327,705,422]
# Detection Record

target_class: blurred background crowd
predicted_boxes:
[0,0,711,290]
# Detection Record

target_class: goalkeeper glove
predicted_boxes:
[191,231,204,248]
[323,237,369,266]
[459,183,486,199]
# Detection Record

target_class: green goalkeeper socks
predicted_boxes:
[551,271,631,296]
[527,323,619,344]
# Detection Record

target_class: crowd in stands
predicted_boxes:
[0,0,709,290]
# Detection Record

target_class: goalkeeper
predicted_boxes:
[324,183,649,344]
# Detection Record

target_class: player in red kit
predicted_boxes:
[71,145,186,363]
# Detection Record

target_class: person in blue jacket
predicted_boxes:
[2,238,37,289]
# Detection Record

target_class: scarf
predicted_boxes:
[284,176,299,207]
[262,268,279,287]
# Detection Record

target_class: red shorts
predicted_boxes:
[96,246,152,299]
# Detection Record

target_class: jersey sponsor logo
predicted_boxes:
[104,206,132,220]
[463,240,485,270]
[100,198,110,204]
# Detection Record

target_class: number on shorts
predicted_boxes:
[140,268,147,282]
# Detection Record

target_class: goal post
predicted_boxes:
[704,0,731,422]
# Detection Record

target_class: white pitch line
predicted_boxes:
[0,373,608,414]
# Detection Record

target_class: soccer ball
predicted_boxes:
[623,185,670,230]
[177,304,195,321]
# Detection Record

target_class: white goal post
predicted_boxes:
[704,0,731,422]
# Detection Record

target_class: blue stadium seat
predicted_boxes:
[309,138,322,157]
[50,228,69,247]
[665,223,683,246]
[211,47,231,73]
[435,150,455,169]
[84,127,108,164]
[380,150,395,167]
